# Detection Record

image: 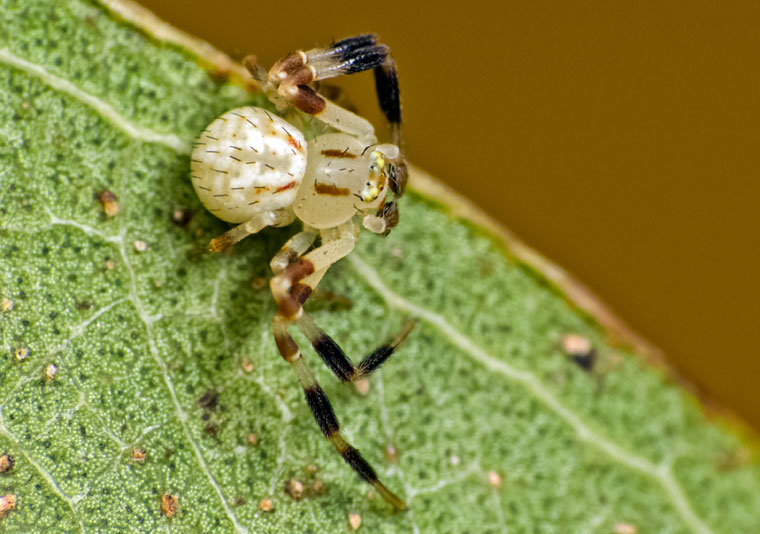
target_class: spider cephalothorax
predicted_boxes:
[190,35,414,510]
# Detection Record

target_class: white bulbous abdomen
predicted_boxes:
[190,107,307,223]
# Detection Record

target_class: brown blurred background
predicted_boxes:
[140,0,760,431]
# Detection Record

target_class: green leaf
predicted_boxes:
[1,1,758,532]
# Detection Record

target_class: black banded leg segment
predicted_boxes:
[273,314,407,510]
[322,34,378,60]
[308,34,389,79]
[297,313,417,383]
[374,56,401,130]
[272,258,416,383]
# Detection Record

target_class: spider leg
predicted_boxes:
[272,315,406,510]
[270,224,409,509]
[244,36,408,196]
[298,313,417,382]
[271,227,416,382]
[206,208,294,253]
[270,229,317,273]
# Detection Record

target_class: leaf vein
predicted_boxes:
[0,48,191,154]
[349,254,713,534]
[0,410,87,533]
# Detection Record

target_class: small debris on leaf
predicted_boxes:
[284,478,305,500]
[348,512,362,530]
[487,471,502,488]
[1,298,12,312]
[247,433,258,446]
[0,494,16,517]
[562,333,591,355]
[561,333,596,370]
[134,240,147,252]
[614,524,637,534]
[100,190,119,217]
[384,444,398,464]
[160,494,177,518]
[198,389,220,412]
[130,448,147,463]
[260,498,273,512]
[353,378,370,395]
[241,357,254,373]
[106,260,115,270]
[14,347,29,361]
[0,454,14,474]
[171,208,194,227]
[449,455,461,466]
[251,277,267,290]
[43,363,58,382]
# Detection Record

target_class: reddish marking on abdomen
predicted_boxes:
[276,181,297,192]
[288,136,302,151]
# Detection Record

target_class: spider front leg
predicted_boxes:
[245,35,404,153]
[270,225,414,509]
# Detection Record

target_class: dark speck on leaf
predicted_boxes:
[198,389,219,411]
[572,352,597,371]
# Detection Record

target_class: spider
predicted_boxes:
[190,35,415,510]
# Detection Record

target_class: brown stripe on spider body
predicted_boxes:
[314,183,351,196]
[320,149,357,159]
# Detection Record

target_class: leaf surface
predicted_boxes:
[0,1,759,532]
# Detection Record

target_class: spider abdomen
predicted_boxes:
[190,107,307,223]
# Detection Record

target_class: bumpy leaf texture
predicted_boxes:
[0,1,759,533]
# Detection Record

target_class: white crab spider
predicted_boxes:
[190,35,414,510]
[190,108,400,247]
